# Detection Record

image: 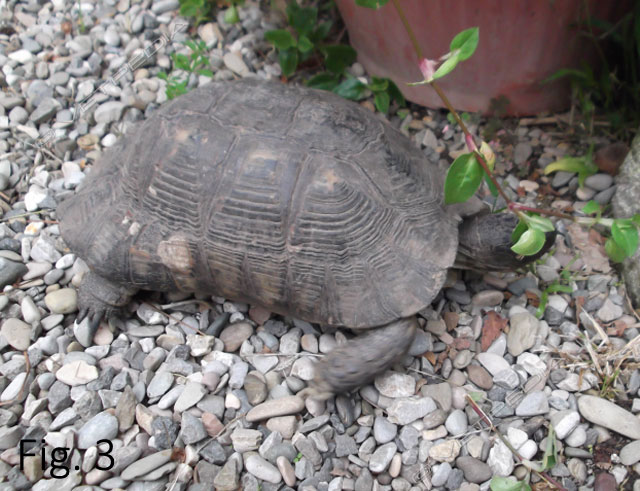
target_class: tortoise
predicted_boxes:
[58,78,554,397]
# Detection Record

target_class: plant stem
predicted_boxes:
[508,203,574,220]
[389,0,515,210]
[508,203,614,227]
[431,82,469,137]
[434,81,515,209]
[390,0,423,59]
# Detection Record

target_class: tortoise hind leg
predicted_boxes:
[77,271,138,329]
[310,317,418,399]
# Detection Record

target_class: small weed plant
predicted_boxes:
[546,1,640,135]
[179,0,244,26]
[535,257,578,319]
[158,40,214,99]
[265,1,405,113]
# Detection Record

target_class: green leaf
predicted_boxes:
[306,72,340,90]
[444,153,483,204]
[374,90,390,113]
[197,68,214,77]
[432,53,461,81]
[543,67,589,84]
[450,27,479,61]
[612,219,639,257]
[511,219,528,243]
[468,391,484,402]
[355,0,390,8]
[166,80,188,100]
[224,5,239,24]
[173,53,191,71]
[511,227,546,256]
[286,2,317,37]
[632,214,640,227]
[536,289,549,319]
[605,237,627,262]
[157,71,168,80]
[386,79,405,106]
[541,425,558,471]
[484,173,499,196]
[278,48,299,77]
[543,156,589,174]
[312,21,332,42]
[582,200,602,215]
[547,283,574,294]
[543,156,598,187]
[367,76,389,92]
[431,27,479,81]
[332,77,366,100]
[490,477,532,491]
[297,35,314,53]
[322,45,358,74]
[265,29,297,50]
[179,0,201,18]
[523,214,555,233]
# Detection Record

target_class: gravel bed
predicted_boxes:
[0,1,639,490]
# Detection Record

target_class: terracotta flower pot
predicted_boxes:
[335,0,629,115]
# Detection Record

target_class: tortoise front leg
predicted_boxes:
[311,316,418,398]
[77,271,138,331]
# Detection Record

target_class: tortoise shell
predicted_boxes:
[58,78,458,328]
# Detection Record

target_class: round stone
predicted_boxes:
[456,456,493,483]
[78,411,119,449]
[276,456,296,487]
[290,357,315,381]
[507,312,539,356]
[620,440,640,466]
[219,322,253,351]
[467,365,493,389]
[245,455,282,484]
[244,372,268,405]
[9,106,29,124]
[374,372,415,398]
[578,395,640,439]
[444,409,468,437]
[471,290,504,307]
[44,288,78,314]
[1,318,32,350]
[369,442,397,473]
[55,360,99,386]
[373,416,397,444]
[246,396,305,422]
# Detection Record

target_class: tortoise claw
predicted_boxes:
[88,311,104,333]
[75,271,137,326]
[77,307,89,324]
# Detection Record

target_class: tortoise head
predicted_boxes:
[455,212,557,271]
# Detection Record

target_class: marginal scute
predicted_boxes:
[58,78,459,328]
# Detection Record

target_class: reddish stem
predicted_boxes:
[509,202,576,221]
[389,1,516,211]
